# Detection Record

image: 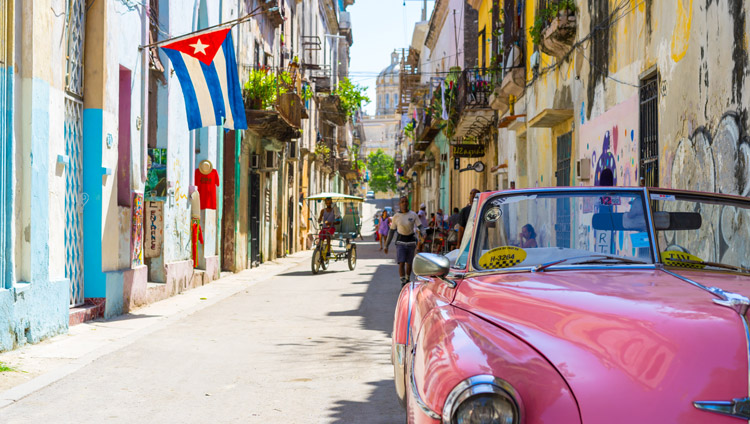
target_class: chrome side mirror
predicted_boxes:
[413,253,450,278]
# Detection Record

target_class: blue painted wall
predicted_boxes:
[0,78,69,352]
[82,108,105,298]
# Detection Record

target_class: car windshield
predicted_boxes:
[651,191,750,273]
[473,191,654,270]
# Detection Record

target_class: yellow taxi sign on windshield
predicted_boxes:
[479,246,527,269]
[661,251,706,269]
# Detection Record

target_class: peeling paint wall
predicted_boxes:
[505,0,750,196]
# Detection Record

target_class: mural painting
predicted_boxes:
[131,192,144,267]
[579,94,639,187]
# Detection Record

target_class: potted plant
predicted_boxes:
[243,68,292,110]
[529,0,577,58]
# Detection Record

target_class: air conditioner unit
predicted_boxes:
[250,154,260,169]
[264,151,278,170]
[288,141,299,161]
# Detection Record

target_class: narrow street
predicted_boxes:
[1,199,404,424]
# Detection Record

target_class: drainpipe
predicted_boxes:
[140,6,150,183]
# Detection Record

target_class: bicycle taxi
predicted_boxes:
[306,192,363,274]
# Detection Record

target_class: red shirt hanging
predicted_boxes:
[195,168,220,209]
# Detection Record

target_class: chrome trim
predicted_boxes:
[642,187,660,263]
[409,345,442,420]
[413,252,451,277]
[465,264,658,278]
[664,269,750,403]
[441,375,521,424]
[694,397,750,420]
[393,343,407,407]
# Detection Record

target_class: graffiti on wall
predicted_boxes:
[131,192,144,267]
[580,95,639,186]
[666,112,750,268]
[669,112,750,196]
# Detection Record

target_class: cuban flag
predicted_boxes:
[161,28,247,130]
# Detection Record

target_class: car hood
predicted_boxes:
[453,269,749,423]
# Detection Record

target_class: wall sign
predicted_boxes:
[145,201,164,258]
[452,144,485,158]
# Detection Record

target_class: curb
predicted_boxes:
[0,251,312,409]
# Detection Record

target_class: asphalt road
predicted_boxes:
[1,197,406,423]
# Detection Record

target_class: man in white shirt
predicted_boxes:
[417,203,428,228]
[384,196,425,286]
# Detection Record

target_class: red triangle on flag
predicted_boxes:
[161,28,231,66]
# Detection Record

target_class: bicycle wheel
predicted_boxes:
[311,247,322,274]
[347,246,357,270]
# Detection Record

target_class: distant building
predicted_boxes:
[375,52,402,116]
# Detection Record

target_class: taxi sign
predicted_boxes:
[479,246,527,269]
[661,250,706,269]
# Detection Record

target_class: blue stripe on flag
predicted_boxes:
[162,49,202,130]
[222,32,247,130]
[200,62,225,126]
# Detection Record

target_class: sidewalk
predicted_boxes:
[0,251,312,409]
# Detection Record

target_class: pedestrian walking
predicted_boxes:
[377,210,391,250]
[384,196,425,286]
[417,203,428,228]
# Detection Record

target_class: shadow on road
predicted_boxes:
[328,378,403,424]
[326,251,402,337]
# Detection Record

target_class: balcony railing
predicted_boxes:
[457,68,500,114]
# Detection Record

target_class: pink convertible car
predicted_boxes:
[392,187,750,423]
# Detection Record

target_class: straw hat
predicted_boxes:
[198,160,213,175]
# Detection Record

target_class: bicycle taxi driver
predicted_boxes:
[318,197,341,245]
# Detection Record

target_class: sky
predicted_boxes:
[348,0,435,116]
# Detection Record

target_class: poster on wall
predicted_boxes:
[145,201,164,258]
[145,148,167,198]
[579,95,639,186]
[131,193,144,267]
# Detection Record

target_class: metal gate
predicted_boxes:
[65,0,85,306]
[249,171,261,267]
[639,76,659,187]
[555,132,572,248]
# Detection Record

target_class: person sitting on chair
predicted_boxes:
[519,224,538,248]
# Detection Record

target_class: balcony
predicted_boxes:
[260,0,284,27]
[318,94,347,126]
[453,68,499,139]
[537,0,577,58]
[245,108,301,141]
[499,44,525,101]
[276,92,308,129]
[415,114,439,151]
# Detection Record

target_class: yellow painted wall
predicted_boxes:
[477,0,493,68]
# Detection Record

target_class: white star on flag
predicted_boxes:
[190,39,209,55]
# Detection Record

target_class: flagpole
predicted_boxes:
[139,6,267,50]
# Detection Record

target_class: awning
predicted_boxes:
[306,192,364,202]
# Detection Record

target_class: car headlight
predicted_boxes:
[442,376,521,424]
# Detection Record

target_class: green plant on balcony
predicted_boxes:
[529,0,577,46]
[314,143,331,161]
[243,68,292,110]
[403,121,415,141]
[333,78,371,118]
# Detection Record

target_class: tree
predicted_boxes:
[367,149,397,193]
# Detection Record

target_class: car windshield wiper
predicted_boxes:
[665,258,749,273]
[533,255,648,272]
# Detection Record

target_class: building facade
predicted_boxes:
[0,0,359,353]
